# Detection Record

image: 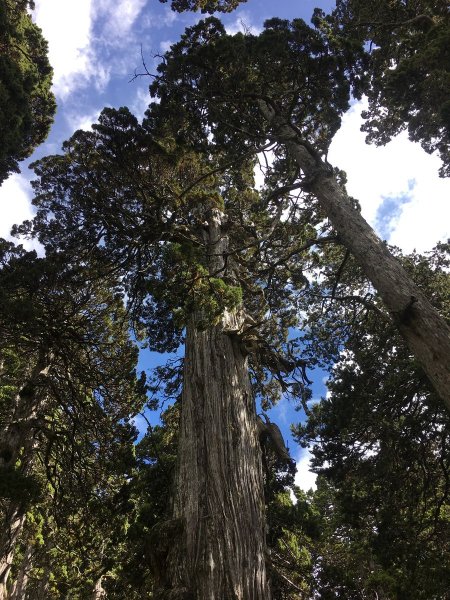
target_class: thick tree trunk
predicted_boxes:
[0,350,51,597]
[9,543,33,600]
[261,103,450,410]
[165,209,270,598]
[0,512,26,600]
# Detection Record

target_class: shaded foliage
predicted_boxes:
[0,0,55,183]
[295,243,450,599]
[159,0,245,13]
[313,0,450,176]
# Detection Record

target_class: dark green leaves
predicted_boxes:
[0,0,56,183]
[158,0,245,13]
[153,17,351,156]
[314,0,450,176]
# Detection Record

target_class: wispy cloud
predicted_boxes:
[224,11,262,36]
[33,0,98,99]
[65,107,104,132]
[160,39,174,53]
[375,192,412,241]
[33,0,148,100]
[96,0,148,44]
[130,86,151,121]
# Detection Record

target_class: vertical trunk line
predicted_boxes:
[166,208,270,598]
[0,348,52,597]
[259,101,450,410]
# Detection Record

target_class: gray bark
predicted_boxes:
[0,350,51,598]
[91,576,106,599]
[9,543,33,600]
[165,209,270,598]
[261,102,450,411]
[0,513,26,600]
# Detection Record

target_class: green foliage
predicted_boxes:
[266,489,321,599]
[156,240,243,330]
[152,17,352,157]
[313,0,450,176]
[0,239,147,598]
[0,0,56,183]
[17,95,322,409]
[8,9,449,598]
[103,404,180,597]
[159,0,245,12]
[295,244,450,599]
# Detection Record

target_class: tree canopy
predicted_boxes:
[1,1,449,598]
[313,0,450,176]
[0,0,56,184]
[159,0,245,13]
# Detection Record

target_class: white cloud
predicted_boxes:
[139,5,178,31]
[65,107,103,132]
[99,0,147,43]
[160,39,173,53]
[130,86,150,121]
[389,174,449,253]
[294,448,317,492]
[33,0,98,99]
[32,0,147,100]
[329,99,450,253]
[224,11,262,36]
[0,174,43,254]
[161,6,178,27]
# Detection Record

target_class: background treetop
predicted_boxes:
[313,0,450,176]
[159,0,246,13]
[0,0,56,184]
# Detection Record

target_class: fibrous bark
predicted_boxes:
[164,209,270,599]
[9,543,33,600]
[0,350,51,599]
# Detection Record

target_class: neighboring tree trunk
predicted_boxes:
[34,555,51,600]
[260,102,450,411]
[0,512,26,600]
[91,575,106,599]
[9,543,33,600]
[0,350,51,598]
[165,209,270,598]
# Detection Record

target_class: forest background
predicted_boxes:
[1,0,449,489]
[0,0,449,598]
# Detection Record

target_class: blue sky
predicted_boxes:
[1,0,449,491]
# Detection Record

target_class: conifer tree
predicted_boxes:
[296,243,450,599]
[0,0,56,184]
[144,16,450,410]
[0,241,143,597]
[17,91,329,595]
[13,11,450,597]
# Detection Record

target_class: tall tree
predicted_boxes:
[14,13,450,596]
[16,92,331,595]
[0,241,143,597]
[295,243,450,599]
[144,16,450,410]
[0,0,56,184]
